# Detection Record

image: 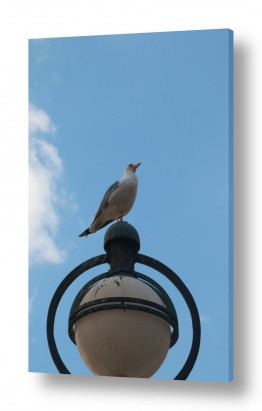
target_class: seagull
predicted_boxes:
[79,163,141,237]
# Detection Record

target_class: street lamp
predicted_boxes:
[47,221,201,379]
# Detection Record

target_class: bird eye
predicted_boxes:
[128,163,132,167]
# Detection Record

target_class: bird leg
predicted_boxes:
[115,208,123,222]
[115,207,120,221]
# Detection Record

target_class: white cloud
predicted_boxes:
[29,103,56,135]
[200,314,211,324]
[29,288,38,314]
[30,337,37,345]
[29,103,67,265]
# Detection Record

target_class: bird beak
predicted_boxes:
[133,162,142,170]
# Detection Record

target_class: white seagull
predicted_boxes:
[79,162,141,237]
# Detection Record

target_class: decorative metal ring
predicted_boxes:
[46,254,108,374]
[135,254,201,381]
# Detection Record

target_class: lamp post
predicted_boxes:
[47,221,201,379]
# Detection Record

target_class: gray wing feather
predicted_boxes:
[93,180,120,221]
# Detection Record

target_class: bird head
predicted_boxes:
[125,162,142,174]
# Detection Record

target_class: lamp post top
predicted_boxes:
[104,221,140,253]
[47,219,200,380]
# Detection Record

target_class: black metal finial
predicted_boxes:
[104,221,140,273]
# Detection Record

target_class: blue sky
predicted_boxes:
[29,29,233,382]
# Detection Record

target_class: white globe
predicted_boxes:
[74,275,171,378]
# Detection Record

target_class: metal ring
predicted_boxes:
[46,254,108,374]
[135,254,201,380]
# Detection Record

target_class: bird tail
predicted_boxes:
[79,228,91,237]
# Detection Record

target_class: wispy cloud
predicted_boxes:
[30,337,37,345]
[29,103,56,135]
[200,314,211,324]
[29,103,71,265]
[29,288,38,314]
[30,38,51,65]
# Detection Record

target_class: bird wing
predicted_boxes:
[93,180,120,221]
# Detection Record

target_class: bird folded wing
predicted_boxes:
[93,180,120,221]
